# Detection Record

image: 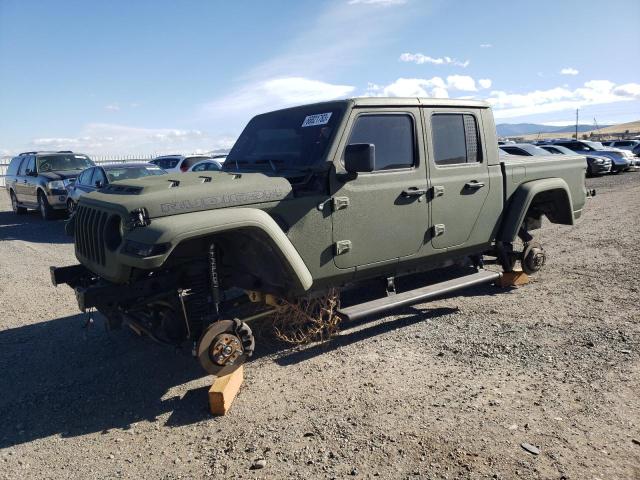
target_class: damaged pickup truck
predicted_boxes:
[52,98,587,376]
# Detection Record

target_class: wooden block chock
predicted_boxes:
[208,366,244,415]
[496,270,529,288]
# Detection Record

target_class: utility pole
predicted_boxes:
[575,108,579,139]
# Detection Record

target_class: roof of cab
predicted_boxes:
[349,97,490,108]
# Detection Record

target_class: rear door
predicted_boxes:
[424,109,491,250]
[22,155,38,205]
[331,108,429,270]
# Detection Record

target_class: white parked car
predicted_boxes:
[149,154,221,173]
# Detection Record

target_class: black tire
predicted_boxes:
[38,191,55,220]
[10,191,27,215]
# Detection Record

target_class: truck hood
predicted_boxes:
[82,171,293,219]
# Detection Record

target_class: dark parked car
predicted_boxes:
[539,144,611,176]
[66,163,166,213]
[4,151,95,219]
[549,140,631,173]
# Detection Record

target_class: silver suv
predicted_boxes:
[4,151,95,219]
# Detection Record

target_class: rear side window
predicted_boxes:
[23,156,36,174]
[183,157,210,169]
[500,146,528,156]
[432,113,481,165]
[347,114,415,170]
[152,157,180,169]
[7,157,23,176]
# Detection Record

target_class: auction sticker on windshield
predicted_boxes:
[301,112,332,127]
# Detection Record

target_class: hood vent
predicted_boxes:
[102,184,143,195]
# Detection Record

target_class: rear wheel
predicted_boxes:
[10,191,27,215]
[38,191,55,220]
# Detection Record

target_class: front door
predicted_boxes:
[331,108,429,269]
[18,155,38,205]
[424,110,491,250]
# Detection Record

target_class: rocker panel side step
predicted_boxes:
[338,270,501,321]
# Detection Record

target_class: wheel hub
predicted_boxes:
[196,319,255,376]
[210,333,243,366]
[522,242,546,274]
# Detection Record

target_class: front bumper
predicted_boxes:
[46,189,68,209]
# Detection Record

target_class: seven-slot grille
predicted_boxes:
[75,205,109,265]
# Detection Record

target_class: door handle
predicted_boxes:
[23,180,28,183]
[464,181,485,190]
[401,187,428,197]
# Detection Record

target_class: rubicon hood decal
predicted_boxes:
[85,171,293,218]
[160,188,289,214]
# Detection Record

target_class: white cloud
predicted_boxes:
[204,77,355,116]
[560,67,579,75]
[478,78,492,89]
[104,104,120,111]
[446,75,477,92]
[488,80,640,119]
[613,83,640,99]
[348,0,407,5]
[479,43,492,48]
[366,77,449,98]
[399,52,469,68]
[366,75,480,98]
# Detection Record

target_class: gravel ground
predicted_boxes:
[0,173,639,480]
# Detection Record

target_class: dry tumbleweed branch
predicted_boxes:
[269,288,341,344]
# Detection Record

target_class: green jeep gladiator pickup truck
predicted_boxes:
[52,98,587,376]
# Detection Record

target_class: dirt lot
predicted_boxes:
[1,173,639,480]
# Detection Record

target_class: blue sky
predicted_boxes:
[1,0,639,155]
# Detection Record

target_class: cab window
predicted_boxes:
[347,114,415,170]
[432,114,481,165]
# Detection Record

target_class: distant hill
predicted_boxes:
[496,123,609,137]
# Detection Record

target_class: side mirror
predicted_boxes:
[344,143,375,173]
[26,169,37,177]
[95,180,103,188]
[68,178,76,185]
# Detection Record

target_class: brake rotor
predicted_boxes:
[196,319,254,376]
[522,241,546,275]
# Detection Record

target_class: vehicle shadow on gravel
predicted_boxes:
[0,209,71,244]
[0,313,208,449]
[0,273,508,449]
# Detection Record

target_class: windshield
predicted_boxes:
[224,105,345,172]
[37,154,94,172]
[105,166,166,182]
